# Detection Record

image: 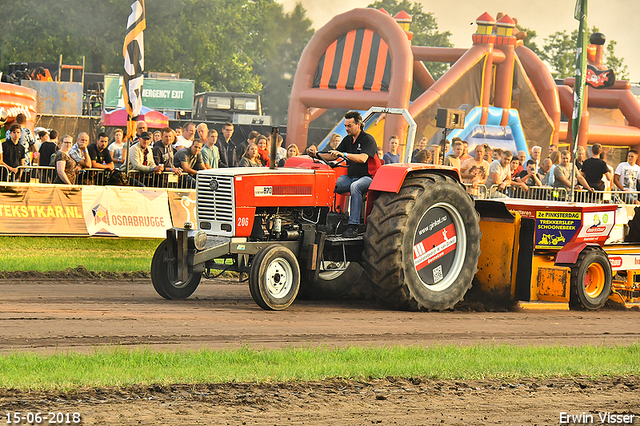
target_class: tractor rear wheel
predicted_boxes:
[363,173,481,311]
[249,245,300,310]
[151,240,202,300]
[569,248,612,310]
[300,262,363,299]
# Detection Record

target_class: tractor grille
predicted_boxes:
[196,174,234,234]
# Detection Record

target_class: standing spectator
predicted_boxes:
[601,150,614,190]
[492,147,504,161]
[539,158,554,186]
[153,127,182,175]
[614,149,640,203]
[411,137,428,162]
[238,143,262,167]
[108,129,126,169]
[459,140,472,162]
[195,123,208,146]
[133,120,148,143]
[575,146,586,171]
[88,132,115,172]
[581,143,611,191]
[550,143,559,153]
[218,122,237,168]
[201,129,220,169]
[460,144,489,186]
[68,133,92,170]
[6,113,36,165]
[38,130,57,167]
[305,144,319,157]
[174,139,204,187]
[553,150,593,192]
[483,145,493,163]
[516,159,543,187]
[414,149,432,164]
[443,139,463,168]
[324,133,342,152]
[278,144,299,167]
[547,151,561,187]
[275,134,286,162]
[1,123,26,180]
[174,122,196,151]
[236,131,259,161]
[530,145,542,169]
[515,150,527,174]
[174,126,183,137]
[485,150,513,197]
[256,135,270,166]
[383,135,400,164]
[152,130,162,146]
[128,132,164,186]
[53,135,76,185]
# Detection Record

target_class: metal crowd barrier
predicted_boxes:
[126,171,196,189]
[505,186,569,201]
[463,183,488,199]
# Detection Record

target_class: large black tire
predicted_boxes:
[300,262,364,300]
[151,240,202,300]
[249,245,300,310]
[569,248,612,310]
[362,173,481,311]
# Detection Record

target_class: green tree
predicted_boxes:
[0,0,315,124]
[516,25,542,57]
[541,27,628,80]
[368,0,453,79]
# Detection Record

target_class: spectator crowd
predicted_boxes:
[1,113,638,204]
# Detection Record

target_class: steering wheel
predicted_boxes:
[311,151,350,168]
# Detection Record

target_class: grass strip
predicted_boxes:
[1,344,639,391]
[0,237,161,272]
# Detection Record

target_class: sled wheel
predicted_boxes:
[151,240,202,300]
[249,245,300,310]
[570,249,612,310]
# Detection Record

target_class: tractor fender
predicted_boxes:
[555,242,603,265]
[368,163,461,194]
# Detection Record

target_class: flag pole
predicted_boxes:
[569,0,588,202]
[123,0,146,176]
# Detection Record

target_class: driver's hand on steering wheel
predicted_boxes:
[328,150,345,160]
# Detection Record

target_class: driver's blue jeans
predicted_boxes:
[335,175,372,225]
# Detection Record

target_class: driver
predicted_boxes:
[312,111,378,238]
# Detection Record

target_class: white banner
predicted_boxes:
[81,187,171,238]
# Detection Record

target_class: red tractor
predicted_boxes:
[150,108,482,311]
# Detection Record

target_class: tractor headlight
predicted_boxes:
[188,230,208,251]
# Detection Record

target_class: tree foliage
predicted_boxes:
[368,0,453,79]
[0,0,314,123]
[540,27,628,80]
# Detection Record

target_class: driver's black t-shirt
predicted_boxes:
[336,131,377,179]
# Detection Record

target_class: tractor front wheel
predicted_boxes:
[151,240,202,300]
[249,245,301,310]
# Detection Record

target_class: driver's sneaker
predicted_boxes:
[341,224,359,238]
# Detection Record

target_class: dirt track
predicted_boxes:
[1,277,639,424]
